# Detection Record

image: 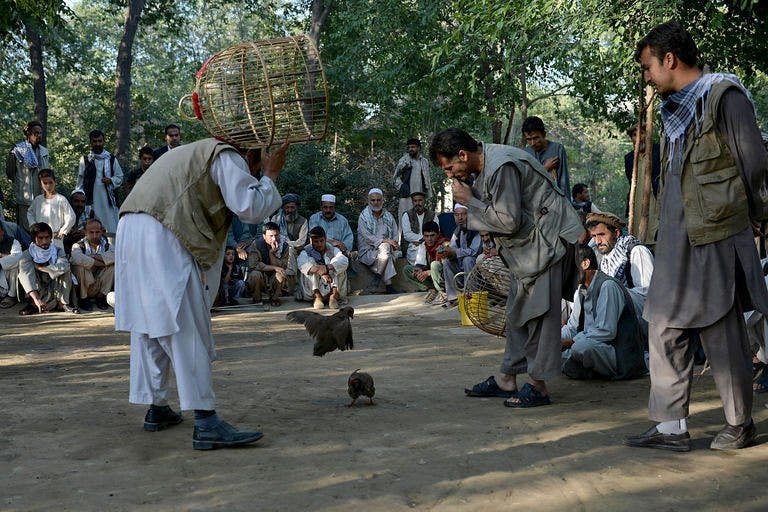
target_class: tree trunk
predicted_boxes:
[481,60,501,143]
[309,0,333,49]
[114,0,146,163]
[25,25,47,146]
[519,67,528,147]
[637,85,655,242]
[628,74,644,235]
[503,104,515,145]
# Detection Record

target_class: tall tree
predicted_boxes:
[114,0,146,161]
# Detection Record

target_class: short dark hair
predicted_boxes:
[635,21,698,68]
[23,120,42,136]
[225,245,236,252]
[139,146,154,158]
[522,116,546,134]
[30,222,53,238]
[572,183,588,198]
[38,168,55,181]
[309,226,326,238]
[578,245,598,270]
[263,221,280,233]
[422,221,440,234]
[406,137,421,147]
[89,129,104,140]
[165,124,180,135]
[429,128,480,164]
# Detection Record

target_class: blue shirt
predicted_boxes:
[308,211,354,251]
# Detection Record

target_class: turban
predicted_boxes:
[282,193,300,206]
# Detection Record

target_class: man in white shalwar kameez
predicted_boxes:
[116,139,287,450]
[76,130,123,239]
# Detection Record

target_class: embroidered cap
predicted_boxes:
[453,203,468,212]
[367,188,384,197]
[320,194,336,203]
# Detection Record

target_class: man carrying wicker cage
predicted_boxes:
[430,128,583,408]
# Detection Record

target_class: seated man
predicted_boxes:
[586,212,654,335]
[26,169,76,250]
[246,221,289,306]
[308,194,354,256]
[401,191,439,265]
[442,203,481,308]
[0,221,24,308]
[63,189,90,256]
[269,193,307,287]
[17,222,77,315]
[69,218,115,311]
[358,188,399,294]
[561,249,646,380]
[219,246,246,306]
[476,231,498,265]
[403,221,447,304]
[297,226,349,309]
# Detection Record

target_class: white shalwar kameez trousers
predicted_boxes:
[115,151,280,411]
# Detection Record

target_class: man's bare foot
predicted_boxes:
[496,373,517,393]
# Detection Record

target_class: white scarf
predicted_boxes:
[29,242,57,265]
[598,234,641,285]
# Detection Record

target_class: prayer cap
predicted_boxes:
[309,226,326,238]
[282,193,300,206]
[368,188,384,197]
[453,203,468,211]
[320,194,336,203]
[586,211,625,230]
[70,188,86,197]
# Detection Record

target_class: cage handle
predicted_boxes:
[178,93,202,121]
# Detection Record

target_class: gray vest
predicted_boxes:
[477,143,584,283]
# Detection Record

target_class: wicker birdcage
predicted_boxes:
[179,35,328,148]
[460,256,510,337]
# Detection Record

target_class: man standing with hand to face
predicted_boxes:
[430,128,583,408]
[116,139,288,450]
[625,21,768,452]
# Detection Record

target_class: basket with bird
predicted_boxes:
[179,35,328,148]
[459,256,510,337]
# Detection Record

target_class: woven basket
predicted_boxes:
[180,35,328,148]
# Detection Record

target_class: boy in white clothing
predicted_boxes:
[27,169,76,250]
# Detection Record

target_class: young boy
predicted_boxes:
[18,222,78,315]
[219,246,246,306]
[402,221,448,305]
[26,169,76,250]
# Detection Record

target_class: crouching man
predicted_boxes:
[18,222,77,315]
[561,249,646,380]
[70,218,115,310]
[297,226,349,309]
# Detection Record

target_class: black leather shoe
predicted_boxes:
[95,296,110,310]
[710,419,756,450]
[624,426,691,452]
[192,420,263,450]
[79,298,94,311]
[143,406,183,431]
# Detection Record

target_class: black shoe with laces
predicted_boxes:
[192,420,263,450]
[144,406,183,432]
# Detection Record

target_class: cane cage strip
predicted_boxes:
[186,35,328,148]
[462,256,510,337]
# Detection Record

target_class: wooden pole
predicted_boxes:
[637,85,655,242]
[627,73,644,235]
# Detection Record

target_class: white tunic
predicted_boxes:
[76,153,124,234]
[115,150,281,338]
[27,193,76,239]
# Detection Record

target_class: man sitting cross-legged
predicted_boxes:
[69,218,115,311]
[0,221,23,308]
[17,222,77,315]
[358,188,400,294]
[246,221,290,307]
[297,226,349,309]
[402,221,448,305]
[561,248,647,380]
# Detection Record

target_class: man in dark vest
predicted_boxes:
[561,248,646,380]
[431,128,583,408]
[401,191,439,265]
[625,21,768,452]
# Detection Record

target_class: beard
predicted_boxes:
[370,204,383,212]
[408,149,418,158]
[285,212,297,222]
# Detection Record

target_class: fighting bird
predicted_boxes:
[347,369,375,406]
[286,306,354,357]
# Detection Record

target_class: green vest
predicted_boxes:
[660,80,751,246]
[478,143,584,283]
[120,138,235,269]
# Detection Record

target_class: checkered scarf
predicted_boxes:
[660,73,752,172]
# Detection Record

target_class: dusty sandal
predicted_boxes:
[503,383,551,408]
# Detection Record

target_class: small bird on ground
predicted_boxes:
[286,306,354,357]
[347,369,375,406]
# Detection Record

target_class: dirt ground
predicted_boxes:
[2,292,767,512]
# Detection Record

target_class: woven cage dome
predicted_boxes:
[462,256,510,337]
[180,35,328,148]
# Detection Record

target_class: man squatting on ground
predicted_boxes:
[625,21,768,452]
[430,128,583,408]
[297,226,349,310]
[116,138,288,450]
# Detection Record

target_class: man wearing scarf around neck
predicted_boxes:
[17,222,77,315]
[6,120,50,230]
[358,188,400,294]
[76,130,124,239]
[70,218,115,311]
[625,21,768,452]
